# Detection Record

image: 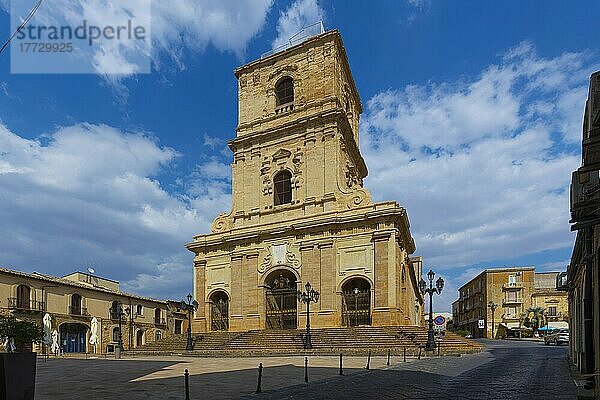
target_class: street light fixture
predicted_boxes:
[297,282,319,349]
[488,301,498,339]
[110,301,126,358]
[419,270,444,351]
[180,293,199,351]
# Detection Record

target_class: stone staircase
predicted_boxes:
[128,326,482,356]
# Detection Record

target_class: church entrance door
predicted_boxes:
[265,270,297,329]
[210,291,229,331]
[341,277,372,327]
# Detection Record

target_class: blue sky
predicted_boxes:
[0,0,599,311]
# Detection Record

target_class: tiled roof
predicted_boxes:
[0,267,167,304]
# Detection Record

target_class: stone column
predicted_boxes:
[229,253,244,331]
[193,259,207,332]
[243,251,260,330]
[372,232,391,326]
[318,240,335,327]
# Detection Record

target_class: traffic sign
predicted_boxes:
[434,315,446,326]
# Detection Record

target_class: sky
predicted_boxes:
[0,0,599,312]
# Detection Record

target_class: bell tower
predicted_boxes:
[218,30,370,231]
[187,30,422,333]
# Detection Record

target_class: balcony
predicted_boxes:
[68,306,89,316]
[503,298,524,306]
[7,298,46,312]
[274,102,294,115]
[154,318,166,326]
[502,282,524,290]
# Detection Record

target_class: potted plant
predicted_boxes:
[0,315,45,400]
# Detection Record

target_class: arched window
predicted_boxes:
[154,308,162,324]
[70,294,82,315]
[16,285,30,309]
[275,77,294,105]
[155,330,162,341]
[273,170,292,206]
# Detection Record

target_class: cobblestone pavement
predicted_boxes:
[243,340,576,400]
[35,340,576,399]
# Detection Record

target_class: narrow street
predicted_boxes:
[246,340,576,400]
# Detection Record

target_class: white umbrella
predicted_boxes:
[51,329,60,355]
[43,313,52,346]
[89,317,98,347]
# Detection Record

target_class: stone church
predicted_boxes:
[186,30,424,333]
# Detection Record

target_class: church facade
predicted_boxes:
[186,30,424,333]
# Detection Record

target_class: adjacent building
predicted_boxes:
[0,267,185,353]
[565,71,600,392]
[452,267,568,338]
[185,28,425,333]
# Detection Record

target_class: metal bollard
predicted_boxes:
[403,347,406,362]
[304,357,309,383]
[339,353,343,376]
[418,346,422,360]
[256,363,263,394]
[387,349,391,366]
[184,369,190,400]
[366,350,371,370]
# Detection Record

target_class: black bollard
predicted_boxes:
[184,369,190,400]
[256,362,263,394]
[339,353,343,376]
[387,349,391,366]
[403,347,406,362]
[366,350,371,370]
[304,357,309,383]
[418,346,422,360]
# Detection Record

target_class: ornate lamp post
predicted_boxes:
[488,301,498,339]
[419,270,444,351]
[180,293,199,351]
[298,282,319,349]
[110,301,125,358]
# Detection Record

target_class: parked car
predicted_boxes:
[544,329,569,345]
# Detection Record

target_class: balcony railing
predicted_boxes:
[502,282,524,290]
[275,102,294,115]
[68,306,89,316]
[503,298,523,305]
[7,298,46,312]
[154,318,166,326]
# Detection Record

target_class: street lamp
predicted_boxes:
[110,301,125,358]
[488,301,498,339]
[297,282,319,349]
[180,293,199,351]
[419,270,444,351]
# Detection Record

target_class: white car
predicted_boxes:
[544,329,569,345]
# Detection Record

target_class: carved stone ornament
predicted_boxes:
[258,243,302,273]
[211,213,232,233]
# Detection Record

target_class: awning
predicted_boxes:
[548,321,568,329]
[499,322,531,330]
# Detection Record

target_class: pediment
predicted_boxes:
[272,148,292,161]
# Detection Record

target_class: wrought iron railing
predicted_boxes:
[7,298,46,311]
[68,305,88,316]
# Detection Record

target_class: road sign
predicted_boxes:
[434,315,446,326]
[478,319,485,329]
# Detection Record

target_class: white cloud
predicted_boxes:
[272,0,324,50]
[361,43,598,310]
[0,122,230,299]
[3,0,273,98]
